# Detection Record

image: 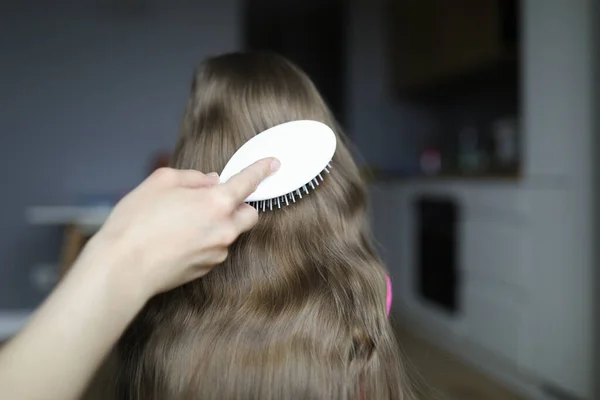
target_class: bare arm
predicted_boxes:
[0,158,278,400]
[0,239,144,399]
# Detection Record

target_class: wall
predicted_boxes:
[345,0,435,171]
[0,0,241,308]
[0,0,426,310]
[521,1,594,397]
[591,1,600,398]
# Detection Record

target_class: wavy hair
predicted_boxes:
[115,52,412,400]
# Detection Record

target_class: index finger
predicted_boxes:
[175,170,220,188]
[218,158,280,203]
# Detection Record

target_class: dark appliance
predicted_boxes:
[414,196,460,313]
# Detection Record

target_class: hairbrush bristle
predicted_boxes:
[247,162,332,212]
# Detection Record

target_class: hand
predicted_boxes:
[84,157,280,299]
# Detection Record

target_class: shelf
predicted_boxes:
[362,168,521,183]
[26,206,111,233]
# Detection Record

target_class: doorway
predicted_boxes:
[243,0,347,126]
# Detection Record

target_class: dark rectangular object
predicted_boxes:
[414,196,460,314]
[243,0,347,126]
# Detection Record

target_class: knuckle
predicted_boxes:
[250,211,259,226]
[214,193,236,212]
[152,167,175,183]
[206,190,222,208]
[219,226,239,245]
[241,205,259,225]
[216,250,228,263]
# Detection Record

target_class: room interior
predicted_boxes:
[1,0,598,399]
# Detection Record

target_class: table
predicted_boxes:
[26,206,112,278]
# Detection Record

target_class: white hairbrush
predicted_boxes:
[218,120,336,212]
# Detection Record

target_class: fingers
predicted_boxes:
[218,158,280,203]
[209,204,258,246]
[151,167,220,188]
[176,170,220,188]
[232,203,259,233]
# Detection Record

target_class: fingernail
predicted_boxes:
[270,159,281,173]
[207,172,219,177]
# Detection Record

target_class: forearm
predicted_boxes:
[0,237,146,400]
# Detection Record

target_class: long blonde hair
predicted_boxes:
[115,52,412,400]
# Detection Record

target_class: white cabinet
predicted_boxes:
[462,280,525,368]
[368,181,592,398]
[460,218,530,288]
[400,183,530,369]
[522,0,593,180]
[459,213,530,369]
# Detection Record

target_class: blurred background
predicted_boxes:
[0,0,598,399]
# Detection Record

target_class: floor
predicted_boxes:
[395,328,526,400]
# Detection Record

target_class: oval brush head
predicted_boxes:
[219,120,336,211]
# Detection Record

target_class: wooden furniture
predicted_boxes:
[27,155,164,278]
[387,0,519,95]
[27,206,111,278]
[58,225,88,277]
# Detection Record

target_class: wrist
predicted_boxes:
[75,233,150,310]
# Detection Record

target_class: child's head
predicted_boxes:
[116,52,412,400]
